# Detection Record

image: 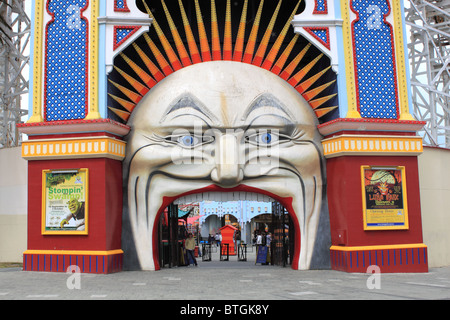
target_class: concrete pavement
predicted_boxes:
[1,248,450,302]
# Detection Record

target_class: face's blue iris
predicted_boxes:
[181,135,195,146]
[260,132,272,144]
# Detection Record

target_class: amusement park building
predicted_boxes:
[0,0,449,273]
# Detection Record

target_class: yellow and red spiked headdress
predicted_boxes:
[108,0,338,122]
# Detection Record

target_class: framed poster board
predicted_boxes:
[255,246,268,264]
[42,169,88,235]
[361,166,409,230]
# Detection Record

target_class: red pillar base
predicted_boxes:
[319,119,429,274]
[330,244,428,273]
[19,120,130,274]
[23,250,123,274]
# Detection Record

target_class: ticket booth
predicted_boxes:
[219,225,238,256]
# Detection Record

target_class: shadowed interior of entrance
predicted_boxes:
[157,198,295,269]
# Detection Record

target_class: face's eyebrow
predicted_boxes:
[242,93,296,125]
[160,93,219,125]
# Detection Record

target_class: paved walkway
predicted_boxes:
[1,247,449,303]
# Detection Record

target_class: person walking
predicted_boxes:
[234,228,241,253]
[256,231,263,246]
[184,233,198,267]
[265,232,272,265]
[215,232,222,247]
[255,231,263,257]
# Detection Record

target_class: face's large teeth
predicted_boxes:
[173,191,275,204]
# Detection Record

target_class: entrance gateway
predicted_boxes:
[20,0,428,274]
[158,196,295,269]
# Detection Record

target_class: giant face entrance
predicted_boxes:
[157,199,295,269]
[117,0,332,272]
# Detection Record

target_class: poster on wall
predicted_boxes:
[361,166,409,230]
[42,169,88,235]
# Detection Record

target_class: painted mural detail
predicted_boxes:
[111,0,336,270]
[45,0,89,121]
[108,0,338,122]
[350,0,399,119]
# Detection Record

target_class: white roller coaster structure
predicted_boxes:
[0,0,29,148]
[406,0,450,148]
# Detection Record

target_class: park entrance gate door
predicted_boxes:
[158,203,181,268]
[157,202,294,268]
[270,202,293,267]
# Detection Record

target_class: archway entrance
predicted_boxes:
[157,198,295,269]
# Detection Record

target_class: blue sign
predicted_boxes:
[256,246,268,264]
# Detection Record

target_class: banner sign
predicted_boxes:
[361,166,409,230]
[42,169,88,235]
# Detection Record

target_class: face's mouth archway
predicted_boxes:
[152,186,301,270]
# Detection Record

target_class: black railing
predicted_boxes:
[202,243,212,261]
[220,243,229,261]
[238,243,247,261]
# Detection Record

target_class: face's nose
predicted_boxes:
[211,134,244,187]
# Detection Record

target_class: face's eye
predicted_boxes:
[178,135,199,147]
[245,130,280,146]
[169,133,214,148]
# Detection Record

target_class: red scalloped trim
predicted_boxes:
[114,26,141,50]
[304,27,330,50]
